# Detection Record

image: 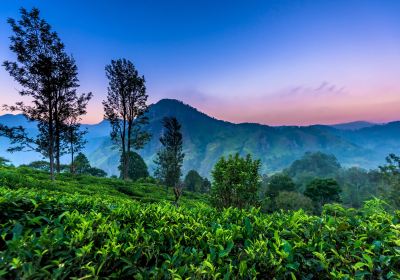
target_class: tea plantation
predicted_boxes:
[0,166,399,279]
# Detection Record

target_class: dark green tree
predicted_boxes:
[103,59,150,180]
[1,8,91,180]
[154,117,185,191]
[201,177,211,193]
[379,153,400,208]
[118,151,148,181]
[22,161,50,172]
[304,178,341,212]
[0,157,11,167]
[73,152,107,177]
[74,153,91,175]
[64,121,87,174]
[286,152,341,190]
[20,160,69,172]
[275,191,314,212]
[211,153,261,209]
[184,170,203,192]
[266,173,296,200]
[87,167,107,178]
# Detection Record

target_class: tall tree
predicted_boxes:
[154,117,185,191]
[54,54,92,173]
[103,59,150,180]
[1,8,91,179]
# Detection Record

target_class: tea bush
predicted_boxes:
[1,182,399,279]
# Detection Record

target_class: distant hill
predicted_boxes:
[329,121,378,130]
[1,99,399,176]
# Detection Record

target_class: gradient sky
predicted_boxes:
[1,0,400,125]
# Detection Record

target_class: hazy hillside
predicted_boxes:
[0,99,398,176]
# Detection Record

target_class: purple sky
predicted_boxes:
[1,0,400,125]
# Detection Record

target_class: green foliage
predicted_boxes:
[275,191,314,213]
[0,180,399,279]
[201,177,211,193]
[154,117,185,189]
[379,153,400,208]
[74,153,107,177]
[211,153,261,209]
[0,166,207,206]
[87,167,107,177]
[286,152,341,190]
[20,161,69,173]
[266,172,296,199]
[74,153,91,174]
[184,170,203,192]
[304,178,342,213]
[337,167,380,208]
[0,157,11,167]
[118,151,149,180]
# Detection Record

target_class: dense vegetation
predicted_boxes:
[1,7,400,279]
[1,165,400,279]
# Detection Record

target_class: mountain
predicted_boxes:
[1,99,399,176]
[329,121,378,130]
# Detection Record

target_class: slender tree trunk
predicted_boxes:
[55,90,61,173]
[70,129,74,174]
[55,129,60,173]
[49,102,55,181]
[122,117,127,180]
[126,121,132,180]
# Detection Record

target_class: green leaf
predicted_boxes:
[239,260,247,276]
[353,262,367,270]
[219,240,234,258]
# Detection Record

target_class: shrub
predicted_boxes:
[1,186,399,279]
[210,153,261,209]
[275,191,314,212]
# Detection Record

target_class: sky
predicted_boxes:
[1,0,400,125]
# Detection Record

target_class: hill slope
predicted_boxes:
[1,166,399,278]
[1,99,399,176]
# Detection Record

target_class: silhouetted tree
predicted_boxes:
[1,8,91,179]
[74,153,91,174]
[201,177,211,193]
[0,157,11,167]
[184,170,203,192]
[154,117,184,191]
[54,54,92,173]
[103,59,150,180]
[73,152,107,177]
[64,120,87,174]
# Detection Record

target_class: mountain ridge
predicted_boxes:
[1,99,399,176]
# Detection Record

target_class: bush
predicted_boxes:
[275,191,314,212]
[1,185,399,279]
[210,153,261,209]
